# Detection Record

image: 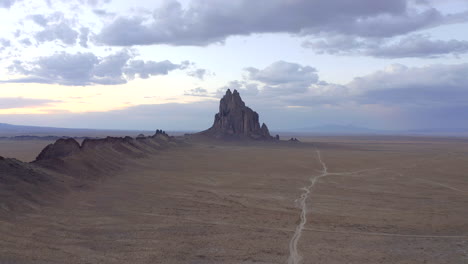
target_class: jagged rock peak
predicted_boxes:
[36,138,81,161]
[201,89,277,140]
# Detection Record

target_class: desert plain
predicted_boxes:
[0,135,467,264]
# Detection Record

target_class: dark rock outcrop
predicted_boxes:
[154,129,168,137]
[289,137,300,142]
[201,89,276,140]
[36,138,81,161]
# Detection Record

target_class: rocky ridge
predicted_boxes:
[1,130,183,215]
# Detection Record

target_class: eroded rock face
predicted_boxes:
[36,138,81,161]
[202,89,275,140]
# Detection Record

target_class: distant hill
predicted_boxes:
[0,123,81,135]
[290,125,389,135]
[404,128,468,136]
[0,123,154,137]
[288,124,468,136]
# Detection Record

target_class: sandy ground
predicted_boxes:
[0,140,56,162]
[1,137,468,263]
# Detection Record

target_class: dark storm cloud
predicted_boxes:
[3,50,194,86]
[303,34,468,58]
[95,0,466,46]
[0,97,60,109]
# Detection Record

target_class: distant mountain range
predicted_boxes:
[291,125,385,134]
[286,124,468,136]
[0,123,154,137]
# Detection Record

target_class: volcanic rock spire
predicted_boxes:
[202,89,275,140]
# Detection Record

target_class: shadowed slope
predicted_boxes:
[0,156,67,215]
[0,131,184,216]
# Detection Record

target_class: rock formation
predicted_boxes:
[34,129,177,162]
[155,129,168,136]
[0,128,184,216]
[201,89,276,140]
[36,138,81,161]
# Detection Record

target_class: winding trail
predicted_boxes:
[287,149,328,264]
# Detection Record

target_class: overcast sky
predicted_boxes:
[1,0,468,131]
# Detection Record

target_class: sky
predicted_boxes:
[0,0,468,131]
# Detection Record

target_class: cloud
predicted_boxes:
[347,63,468,107]
[240,62,468,109]
[19,38,32,46]
[184,87,209,97]
[93,9,116,18]
[209,61,468,129]
[79,27,90,48]
[3,62,468,131]
[95,0,468,46]
[79,0,111,6]
[36,25,78,45]
[0,97,60,109]
[124,60,182,79]
[187,68,208,80]
[29,12,80,46]
[303,34,468,58]
[3,50,193,86]
[0,0,21,8]
[246,61,318,85]
[245,61,319,95]
[0,38,10,52]
[367,35,468,58]
[30,14,48,26]
[0,101,218,131]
